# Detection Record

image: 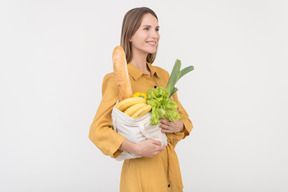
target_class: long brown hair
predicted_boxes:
[120,7,158,64]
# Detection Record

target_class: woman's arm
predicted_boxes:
[119,139,165,158]
[171,92,193,138]
[159,92,193,148]
[89,73,126,158]
[157,92,193,138]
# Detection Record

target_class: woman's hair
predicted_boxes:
[120,7,158,64]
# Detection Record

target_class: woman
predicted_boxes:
[89,7,193,192]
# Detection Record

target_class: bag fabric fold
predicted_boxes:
[111,106,167,161]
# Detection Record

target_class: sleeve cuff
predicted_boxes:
[111,136,126,159]
[171,117,193,141]
[182,117,193,139]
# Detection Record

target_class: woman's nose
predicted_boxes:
[150,30,160,39]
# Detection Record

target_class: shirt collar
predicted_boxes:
[127,62,159,80]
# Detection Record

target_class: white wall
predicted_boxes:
[1,0,287,191]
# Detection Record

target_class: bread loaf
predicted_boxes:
[112,46,133,101]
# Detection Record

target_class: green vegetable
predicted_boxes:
[146,59,194,125]
[166,59,194,98]
[146,87,182,125]
[166,59,181,97]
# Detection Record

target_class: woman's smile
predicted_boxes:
[146,41,157,47]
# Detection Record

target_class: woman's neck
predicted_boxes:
[130,51,151,75]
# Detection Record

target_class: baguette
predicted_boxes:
[112,46,133,101]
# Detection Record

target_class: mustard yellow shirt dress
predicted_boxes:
[89,63,193,192]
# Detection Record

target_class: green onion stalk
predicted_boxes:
[146,59,194,125]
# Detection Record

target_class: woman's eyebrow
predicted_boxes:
[142,25,160,28]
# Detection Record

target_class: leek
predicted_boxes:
[166,59,194,98]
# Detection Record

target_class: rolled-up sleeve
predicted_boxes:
[172,92,193,139]
[89,73,126,158]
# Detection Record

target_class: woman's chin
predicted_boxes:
[146,48,157,54]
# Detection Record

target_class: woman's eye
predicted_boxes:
[144,27,149,31]
[156,28,159,32]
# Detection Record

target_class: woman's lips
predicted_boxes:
[146,41,157,46]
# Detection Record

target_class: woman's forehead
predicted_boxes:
[140,13,159,26]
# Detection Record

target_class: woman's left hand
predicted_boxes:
[160,119,184,133]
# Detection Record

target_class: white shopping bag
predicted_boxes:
[111,105,167,161]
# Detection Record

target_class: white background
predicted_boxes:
[1,0,288,191]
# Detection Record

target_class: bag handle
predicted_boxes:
[112,108,118,132]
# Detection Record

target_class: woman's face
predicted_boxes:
[130,13,160,55]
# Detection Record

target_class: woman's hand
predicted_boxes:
[119,139,165,158]
[160,119,184,133]
[134,139,165,157]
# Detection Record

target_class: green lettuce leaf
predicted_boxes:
[146,87,182,125]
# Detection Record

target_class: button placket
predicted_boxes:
[145,75,158,89]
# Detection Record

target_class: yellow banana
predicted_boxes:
[124,103,147,116]
[131,104,152,118]
[115,97,146,112]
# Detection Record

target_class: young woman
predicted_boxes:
[89,7,193,192]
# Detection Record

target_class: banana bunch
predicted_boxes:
[115,96,152,118]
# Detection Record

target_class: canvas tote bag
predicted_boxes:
[111,105,167,161]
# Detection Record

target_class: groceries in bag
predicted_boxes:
[111,46,167,160]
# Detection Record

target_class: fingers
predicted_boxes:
[160,119,171,129]
[160,119,171,125]
[151,139,162,146]
[161,128,174,133]
[160,122,174,133]
[149,139,165,151]
[150,140,165,150]
[160,123,169,129]
[139,139,165,157]
[160,119,175,133]
[160,119,183,133]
